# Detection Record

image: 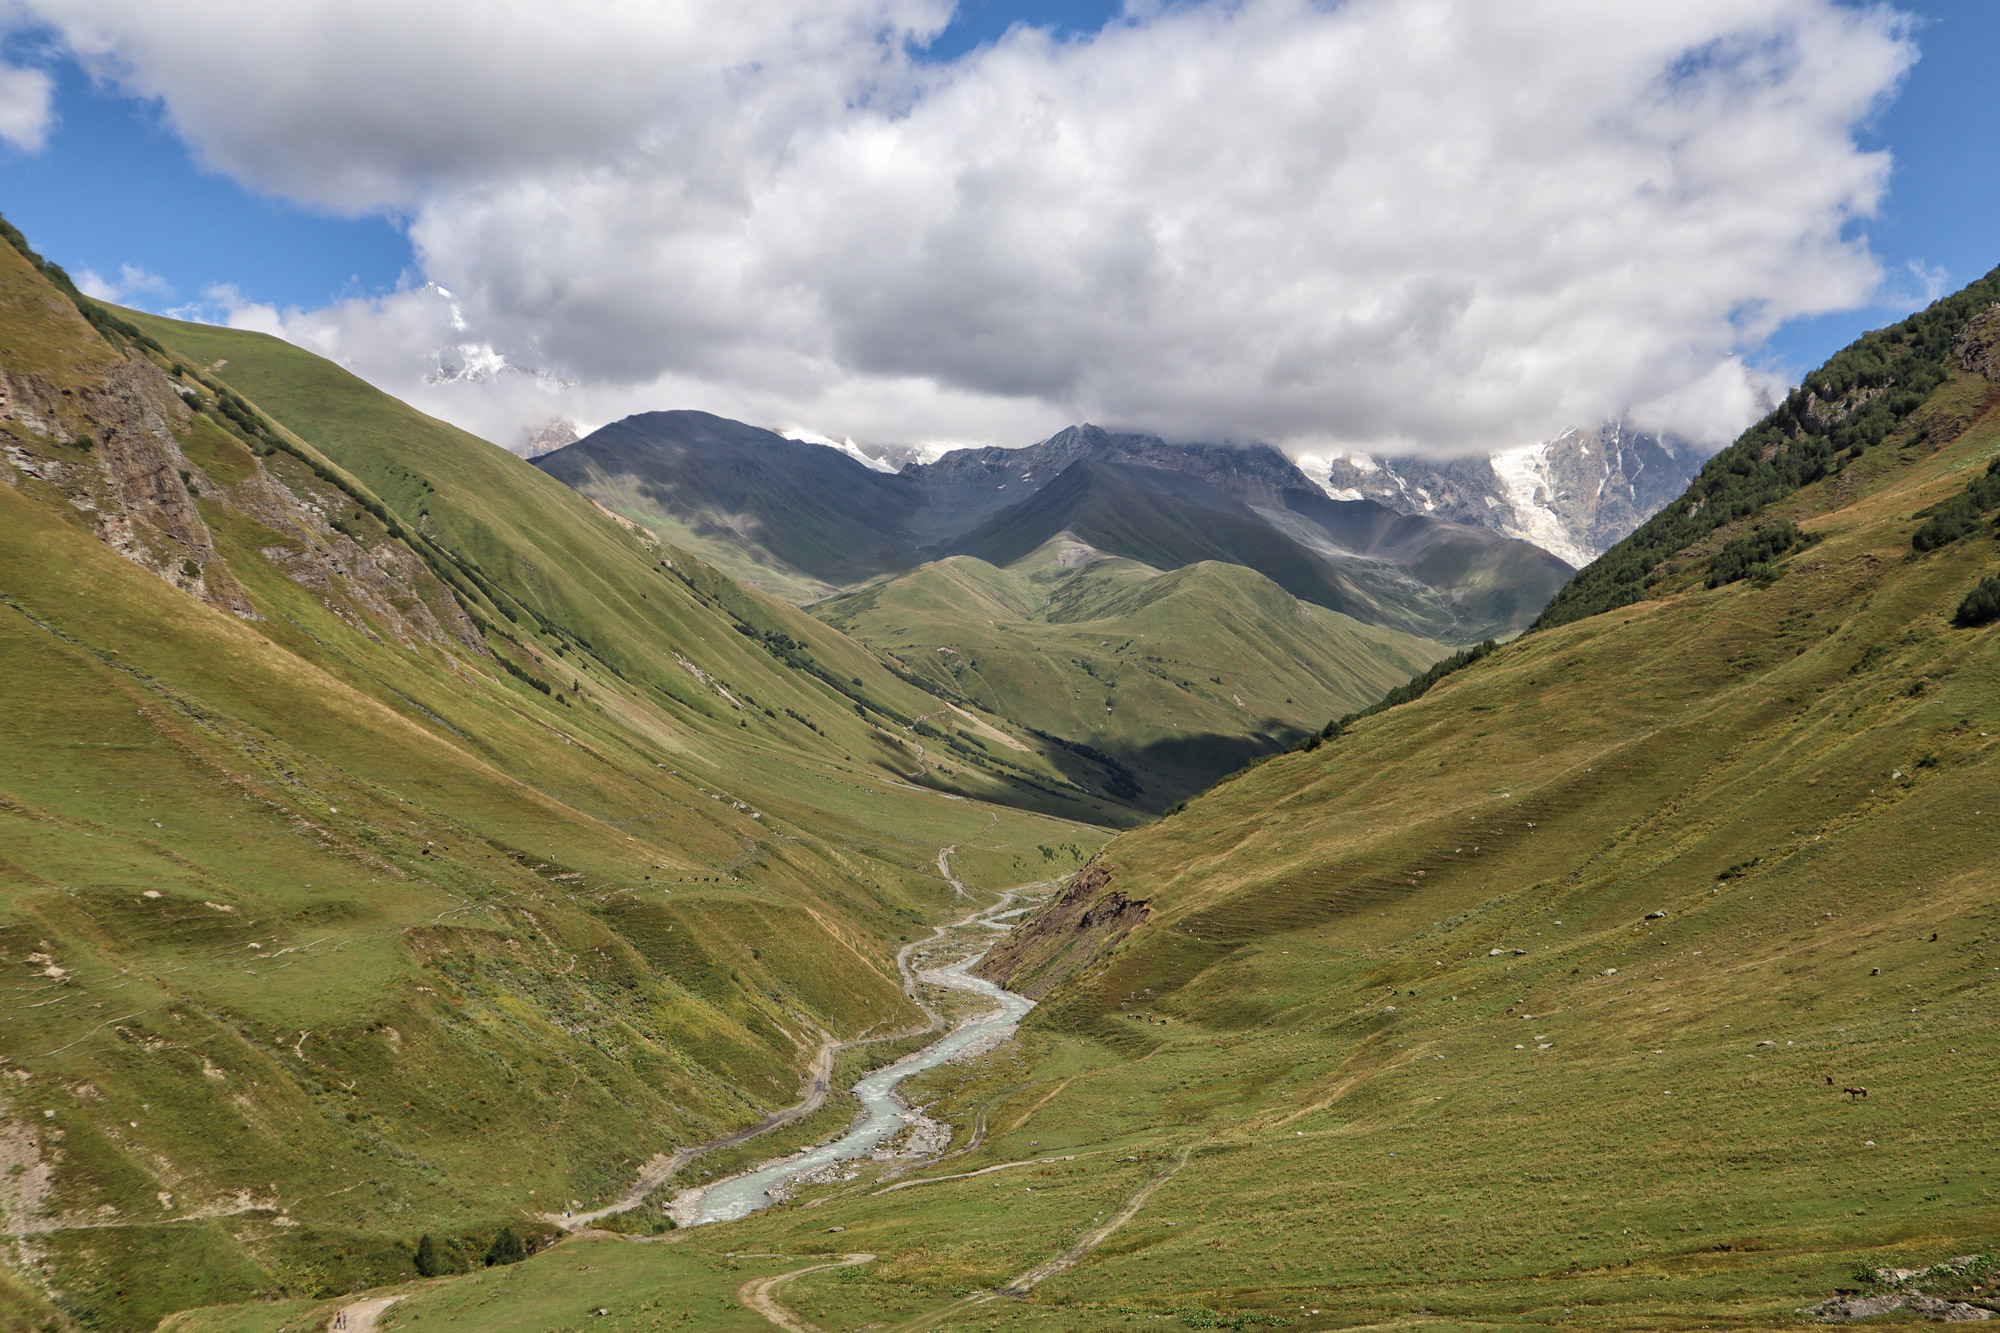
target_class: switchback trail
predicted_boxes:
[739,1253,876,1333]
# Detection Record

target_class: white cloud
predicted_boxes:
[0,59,52,152]
[75,261,170,303]
[18,0,1919,456]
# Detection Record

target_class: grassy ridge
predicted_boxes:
[1535,264,2000,629]
[815,546,1445,808]
[118,310,1131,824]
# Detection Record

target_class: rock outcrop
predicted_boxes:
[972,858,1149,1000]
[0,269,483,656]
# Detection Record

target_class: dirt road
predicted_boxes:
[327,1295,401,1331]
[738,1253,875,1332]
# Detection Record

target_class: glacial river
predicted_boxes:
[688,956,1034,1225]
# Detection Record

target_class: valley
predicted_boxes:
[812,544,1443,808]
[136,268,2000,1333]
[0,220,1118,1328]
[3,201,1999,1333]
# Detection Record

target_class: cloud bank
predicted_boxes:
[19,0,1916,455]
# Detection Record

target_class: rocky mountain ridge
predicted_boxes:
[536,414,1573,643]
[1296,419,1708,567]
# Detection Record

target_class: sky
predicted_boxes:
[0,0,1993,458]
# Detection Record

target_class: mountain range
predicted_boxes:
[534,414,1575,797]
[535,414,1576,644]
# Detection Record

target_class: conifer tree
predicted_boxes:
[485,1226,527,1267]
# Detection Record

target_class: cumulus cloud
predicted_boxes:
[16,0,1918,455]
[75,261,169,303]
[0,58,52,151]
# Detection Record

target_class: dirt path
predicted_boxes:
[932,812,998,899]
[936,845,967,897]
[995,1144,1193,1296]
[871,1149,1090,1195]
[883,1144,1195,1332]
[738,1253,876,1332]
[327,1295,401,1331]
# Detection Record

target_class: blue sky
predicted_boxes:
[0,0,1992,448]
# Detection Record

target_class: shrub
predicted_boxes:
[484,1225,526,1267]
[1295,639,1500,752]
[1913,458,2000,551]
[1955,574,2000,628]
[414,1233,447,1277]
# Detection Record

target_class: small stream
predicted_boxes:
[688,955,1034,1226]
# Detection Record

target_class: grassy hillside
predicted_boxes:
[0,225,1114,1330]
[115,309,1147,827]
[188,272,2000,1333]
[816,542,1445,808]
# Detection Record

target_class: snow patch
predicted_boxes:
[782,428,899,473]
[1488,442,1593,568]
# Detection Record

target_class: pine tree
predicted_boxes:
[414,1233,445,1277]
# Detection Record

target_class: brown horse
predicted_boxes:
[1844,1086,1868,1100]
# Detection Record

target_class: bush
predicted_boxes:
[1295,639,1500,753]
[414,1233,447,1277]
[484,1225,526,1267]
[1913,458,2000,552]
[1955,574,2000,628]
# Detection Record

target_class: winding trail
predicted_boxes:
[738,1253,876,1332]
[936,845,967,897]
[994,1144,1193,1296]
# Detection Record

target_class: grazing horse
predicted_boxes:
[1844,1086,1868,1100]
